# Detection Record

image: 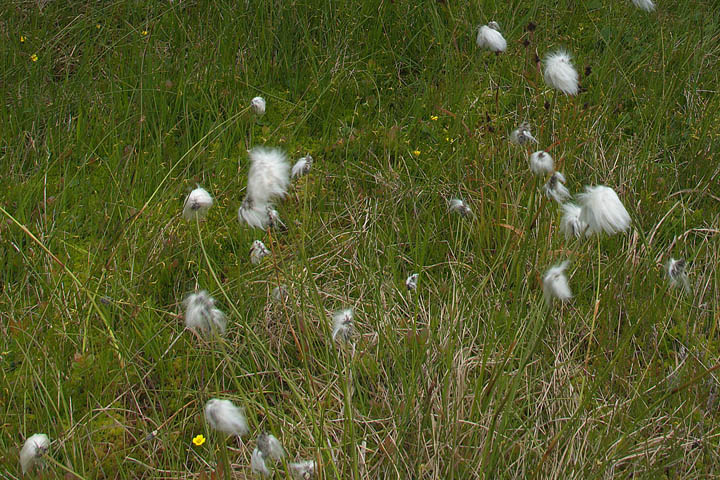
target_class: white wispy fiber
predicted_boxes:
[560,203,586,240]
[510,123,538,145]
[257,433,285,461]
[291,155,313,179]
[272,285,289,303]
[238,198,271,229]
[204,399,248,436]
[20,434,50,474]
[543,172,570,203]
[543,51,579,95]
[332,308,354,343]
[667,258,690,292]
[542,261,573,306]
[267,208,286,230]
[183,291,227,335]
[529,151,554,175]
[476,22,507,52]
[578,185,631,236]
[182,187,213,221]
[250,240,271,265]
[448,198,472,217]
[289,460,316,479]
[631,0,656,11]
[251,448,271,476]
[251,96,266,115]
[246,148,290,206]
[406,273,419,291]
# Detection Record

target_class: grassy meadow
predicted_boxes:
[2,0,720,477]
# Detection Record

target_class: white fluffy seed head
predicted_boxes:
[544,172,570,203]
[204,399,248,436]
[183,187,213,221]
[246,147,290,206]
[510,123,538,145]
[251,448,271,476]
[238,197,271,229]
[529,151,554,175]
[406,273,419,291]
[250,240,271,265]
[448,198,472,217]
[560,203,586,240]
[183,291,227,335]
[332,308,354,343]
[543,51,579,95]
[631,0,656,11]
[20,433,50,474]
[578,185,631,236]
[666,258,690,293]
[257,433,285,461]
[476,24,507,52]
[289,460,316,479]
[543,260,573,306]
[251,96,266,115]
[267,208,286,231]
[291,155,313,179]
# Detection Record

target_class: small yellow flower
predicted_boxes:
[142,30,148,36]
[96,24,101,29]
[192,434,205,446]
[412,150,421,156]
[430,115,438,121]
[30,54,38,62]
[20,35,25,43]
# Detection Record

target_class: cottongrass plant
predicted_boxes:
[543,172,570,203]
[289,460,316,479]
[251,96,266,115]
[667,258,690,293]
[529,150,554,175]
[183,290,227,336]
[20,433,50,474]
[204,399,249,436]
[332,308,354,343]
[560,203,586,240]
[510,122,538,145]
[251,448,271,476]
[448,198,472,217]
[250,240,271,265]
[578,185,631,236]
[291,155,313,179]
[182,186,213,221]
[406,273,419,291]
[543,261,573,306]
[476,21,507,52]
[631,0,656,11]
[543,51,579,95]
[239,147,290,229]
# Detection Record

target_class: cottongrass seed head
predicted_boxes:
[544,172,570,203]
[291,155,313,179]
[578,185,631,236]
[529,150,554,175]
[246,147,290,206]
[267,207,286,231]
[290,460,316,480]
[332,308,354,343]
[182,186,213,221]
[543,51,579,95]
[543,260,573,306]
[250,240,271,265]
[476,22,507,52]
[406,273,419,291]
[667,258,690,293]
[239,197,271,229]
[20,433,50,474]
[257,433,285,461]
[271,285,289,303]
[510,122,538,145]
[560,203,587,240]
[183,290,227,335]
[251,448,271,476]
[204,399,248,436]
[251,96,266,115]
[631,0,656,11]
[448,198,472,217]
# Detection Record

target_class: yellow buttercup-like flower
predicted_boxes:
[192,434,206,446]
[20,35,25,43]
[412,150,421,156]
[30,54,38,62]
[430,115,438,121]
[142,30,148,36]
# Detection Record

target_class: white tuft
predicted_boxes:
[267,208,286,231]
[183,291,227,335]
[291,155,313,179]
[543,172,570,203]
[543,261,573,306]
[578,185,631,236]
[272,285,289,303]
[204,399,248,436]
[406,273,419,291]
[289,460,316,479]
[251,448,271,476]
[529,151,554,175]
[257,433,285,461]
[20,434,50,474]
[666,258,690,293]
[510,123,538,145]
[238,198,271,229]
[332,308,354,343]
[543,51,579,95]
[631,0,656,11]
[246,147,290,206]
[251,96,266,115]
[250,240,271,265]
[182,187,213,221]
[560,203,587,240]
[476,23,507,52]
[448,198,472,217]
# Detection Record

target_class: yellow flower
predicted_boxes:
[412,150,421,156]
[192,434,206,446]
[96,24,101,29]
[430,115,438,121]
[142,30,148,36]
[20,35,25,43]
[30,54,38,62]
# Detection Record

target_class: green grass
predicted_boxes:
[2,0,720,478]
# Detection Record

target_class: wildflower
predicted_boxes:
[430,115,439,121]
[289,460,317,479]
[412,150,421,156]
[529,150,554,175]
[142,30,148,36]
[251,448,271,476]
[544,172,570,203]
[251,96,266,115]
[577,185,631,236]
[30,54,38,62]
[666,258,690,293]
[542,261,573,306]
[559,203,586,240]
[20,35,25,42]
[192,434,206,446]
[20,434,50,474]
[406,273,419,291]
[543,51,579,95]
[291,155,313,179]
[250,240,271,265]
[271,285,289,303]
[204,398,249,436]
[631,0,655,11]
[257,433,285,461]
[510,122,538,145]
[476,21,507,52]
[183,291,227,335]
[182,186,213,221]
[239,147,290,229]
[96,24,101,29]
[448,198,472,217]
[332,308,354,343]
